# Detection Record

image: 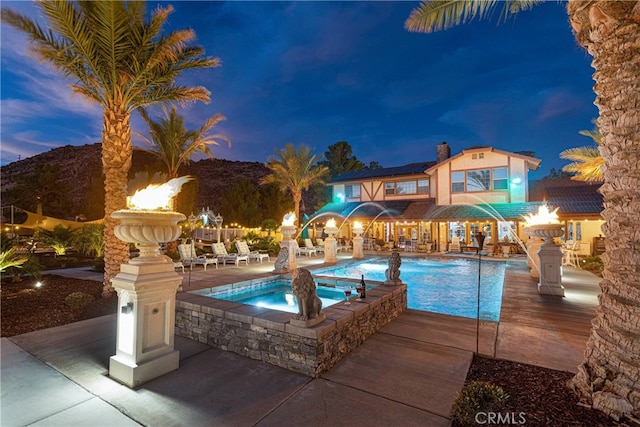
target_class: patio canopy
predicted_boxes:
[313,199,602,223]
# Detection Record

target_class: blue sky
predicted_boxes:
[1,1,598,178]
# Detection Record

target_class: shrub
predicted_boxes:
[581,255,604,276]
[64,292,94,310]
[451,381,509,426]
[93,256,105,272]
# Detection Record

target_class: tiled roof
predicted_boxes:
[424,202,545,221]
[331,162,435,182]
[529,178,603,217]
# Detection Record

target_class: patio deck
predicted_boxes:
[1,252,600,426]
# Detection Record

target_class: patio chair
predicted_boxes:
[305,238,324,254]
[294,240,316,257]
[448,236,461,253]
[235,240,270,263]
[336,238,350,253]
[212,242,249,266]
[178,243,218,271]
[562,240,580,267]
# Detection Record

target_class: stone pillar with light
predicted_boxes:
[523,205,565,297]
[352,221,364,259]
[108,177,189,388]
[324,218,339,264]
[532,224,565,296]
[280,212,297,271]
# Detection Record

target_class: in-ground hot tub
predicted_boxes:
[175,275,406,377]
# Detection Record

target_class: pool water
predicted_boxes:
[193,278,375,315]
[313,257,506,321]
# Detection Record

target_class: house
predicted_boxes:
[314,142,604,256]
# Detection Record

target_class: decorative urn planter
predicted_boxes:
[112,209,184,263]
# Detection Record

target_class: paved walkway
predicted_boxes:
[1,254,600,426]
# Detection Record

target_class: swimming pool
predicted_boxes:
[313,257,506,321]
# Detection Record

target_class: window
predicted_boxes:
[466,169,491,191]
[385,179,428,196]
[396,181,416,194]
[385,182,395,195]
[493,167,508,190]
[345,184,360,199]
[451,172,465,193]
[417,179,429,194]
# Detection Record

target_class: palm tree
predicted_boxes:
[2,2,220,296]
[406,1,640,420]
[260,144,329,227]
[136,105,230,179]
[560,126,604,183]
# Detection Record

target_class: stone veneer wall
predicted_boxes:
[175,284,406,377]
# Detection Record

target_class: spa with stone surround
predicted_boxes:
[174,278,406,377]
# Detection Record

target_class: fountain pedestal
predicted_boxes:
[526,237,543,279]
[530,224,565,297]
[323,225,339,264]
[109,210,185,387]
[352,225,364,260]
[280,225,297,271]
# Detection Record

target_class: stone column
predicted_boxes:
[324,225,339,264]
[352,224,364,260]
[531,224,565,296]
[109,210,184,388]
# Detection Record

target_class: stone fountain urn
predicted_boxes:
[279,212,298,271]
[109,208,185,387]
[280,225,297,271]
[528,223,565,296]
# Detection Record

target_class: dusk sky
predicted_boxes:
[1,1,598,178]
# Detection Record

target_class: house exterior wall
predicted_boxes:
[430,149,529,205]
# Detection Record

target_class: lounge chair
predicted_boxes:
[294,240,316,256]
[212,242,249,266]
[235,240,269,263]
[305,238,324,254]
[178,243,218,270]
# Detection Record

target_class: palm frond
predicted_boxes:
[405,0,543,33]
[560,146,604,183]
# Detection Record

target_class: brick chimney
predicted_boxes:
[436,142,450,163]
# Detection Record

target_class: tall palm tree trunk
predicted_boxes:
[101,107,132,296]
[567,1,640,419]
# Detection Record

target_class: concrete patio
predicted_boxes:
[1,254,600,426]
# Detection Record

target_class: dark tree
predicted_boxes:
[318,141,365,178]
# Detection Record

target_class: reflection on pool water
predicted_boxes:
[313,257,506,321]
[192,277,378,315]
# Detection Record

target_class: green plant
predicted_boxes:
[0,247,28,273]
[74,224,104,257]
[451,381,509,426]
[243,231,260,245]
[251,237,280,256]
[40,225,77,256]
[93,256,105,273]
[1,236,41,282]
[581,255,604,276]
[261,219,279,236]
[64,292,95,310]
